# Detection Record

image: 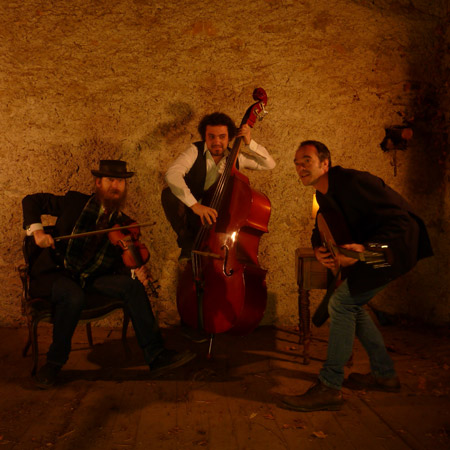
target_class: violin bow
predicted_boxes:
[54,221,156,241]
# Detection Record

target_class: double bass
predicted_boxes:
[177,88,271,345]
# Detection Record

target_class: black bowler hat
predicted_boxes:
[91,160,134,178]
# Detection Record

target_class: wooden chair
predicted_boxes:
[295,248,330,364]
[18,227,130,374]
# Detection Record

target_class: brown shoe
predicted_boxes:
[281,381,343,412]
[347,372,401,392]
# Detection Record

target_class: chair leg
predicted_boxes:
[22,326,32,357]
[122,310,130,342]
[86,323,93,347]
[298,287,311,365]
[31,319,40,375]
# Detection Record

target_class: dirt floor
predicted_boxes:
[0,322,449,450]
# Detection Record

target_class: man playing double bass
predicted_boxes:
[22,160,195,389]
[161,112,276,263]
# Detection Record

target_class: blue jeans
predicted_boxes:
[319,279,396,390]
[47,274,164,366]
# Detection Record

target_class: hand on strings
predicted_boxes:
[314,246,338,270]
[191,203,218,225]
[33,229,55,249]
[338,243,365,267]
[236,124,252,145]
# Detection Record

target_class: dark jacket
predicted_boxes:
[23,191,92,275]
[312,166,433,295]
[22,191,128,294]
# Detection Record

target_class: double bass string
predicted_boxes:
[209,130,244,212]
[192,134,244,278]
[191,90,268,278]
[179,88,270,337]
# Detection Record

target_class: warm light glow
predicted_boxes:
[312,194,319,219]
[231,231,237,242]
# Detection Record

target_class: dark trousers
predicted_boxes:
[47,274,164,366]
[161,187,201,256]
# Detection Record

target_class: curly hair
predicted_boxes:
[197,112,237,141]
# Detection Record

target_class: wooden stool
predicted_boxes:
[295,248,329,364]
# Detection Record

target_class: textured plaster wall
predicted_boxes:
[1,0,448,327]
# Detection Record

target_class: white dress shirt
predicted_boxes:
[165,140,276,207]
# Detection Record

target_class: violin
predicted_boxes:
[108,223,160,298]
[53,220,160,297]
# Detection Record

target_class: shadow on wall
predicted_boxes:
[135,102,194,153]
[355,2,449,325]
[395,9,448,323]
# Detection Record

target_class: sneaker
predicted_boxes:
[347,372,401,392]
[281,381,343,412]
[149,349,196,379]
[35,361,62,389]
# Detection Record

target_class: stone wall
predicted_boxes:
[1,0,448,327]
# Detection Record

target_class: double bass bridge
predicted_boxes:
[190,247,235,277]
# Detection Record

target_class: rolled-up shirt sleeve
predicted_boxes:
[165,140,275,208]
[238,140,276,170]
[164,144,199,207]
[22,192,65,234]
[26,223,44,236]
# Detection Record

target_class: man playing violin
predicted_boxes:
[22,160,195,389]
[281,140,433,412]
[161,112,276,262]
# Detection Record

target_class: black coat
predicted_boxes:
[312,166,433,295]
[22,191,127,295]
[23,191,93,275]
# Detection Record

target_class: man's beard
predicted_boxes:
[95,186,127,211]
[209,144,225,156]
